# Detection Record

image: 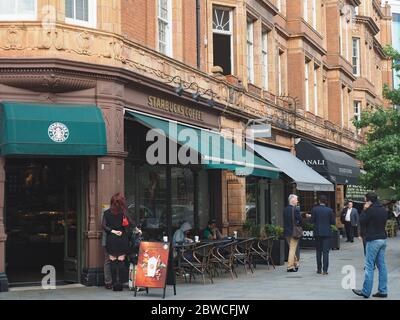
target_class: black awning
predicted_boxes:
[295,140,360,185]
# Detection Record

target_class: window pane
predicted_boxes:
[158,21,166,43]
[213,8,230,31]
[171,168,194,233]
[75,0,89,21]
[18,0,35,14]
[159,0,168,20]
[0,1,15,15]
[65,0,74,18]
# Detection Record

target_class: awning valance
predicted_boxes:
[295,140,360,185]
[0,102,107,156]
[247,142,334,191]
[125,110,281,179]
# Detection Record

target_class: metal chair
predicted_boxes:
[234,238,256,274]
[210,240,238,279]
[251,237,275,270]
[179,242,214,284]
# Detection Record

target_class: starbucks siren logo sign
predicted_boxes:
[48,122,69,143]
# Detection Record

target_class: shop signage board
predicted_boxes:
[134,241,176,298]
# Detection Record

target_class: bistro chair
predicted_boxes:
[234,238,256,274]
[251,237,275,270]
[174,242,199,282]
[179,242,214,285]
[210,240,238,279]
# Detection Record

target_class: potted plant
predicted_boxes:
[264,224,285,266]
[331,225,340,250]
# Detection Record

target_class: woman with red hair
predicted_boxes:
[102,193,132,291]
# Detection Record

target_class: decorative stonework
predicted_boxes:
[0,22,363,152]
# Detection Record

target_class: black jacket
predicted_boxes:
[283,205,302,238]
[311,204,335,237]
[360,202,388,241]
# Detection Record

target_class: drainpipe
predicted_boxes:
[196,0,201,69]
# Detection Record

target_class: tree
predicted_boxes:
[353,46,400,200]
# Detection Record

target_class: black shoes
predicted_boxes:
[322,272,328,275]
[317,270,322,274]
[287,268,298,272]
[352,289,369,298]
[372,292,388,298]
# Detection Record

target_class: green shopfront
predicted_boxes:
[0,102,107,290]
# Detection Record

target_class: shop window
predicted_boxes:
[213,7,233,75]
[0,0,37,20]
[65,0,96,28]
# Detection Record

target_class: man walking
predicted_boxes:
[283,194,302,272]
[341,201,359,242]
[311,195,335,275]
[353,192,388,298]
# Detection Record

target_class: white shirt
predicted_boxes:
[345,208,352,222]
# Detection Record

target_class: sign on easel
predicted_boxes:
[134,241,176,298]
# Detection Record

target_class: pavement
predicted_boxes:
[1,237,399,300]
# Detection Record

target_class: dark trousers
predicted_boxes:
[344,222,354,242]
[316,236,331,273]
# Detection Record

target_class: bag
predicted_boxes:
[292,207,303,239]
[122,214,129,227]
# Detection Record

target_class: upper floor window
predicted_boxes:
[312,0,317,29]
[305,62,310,111]
[65,0,96,28]
[158,0,172,57]
[246,19,254,84]
[0,0,37,20]
[352,38,360,76]
[261,31,269,90]
[213,7,233,75]
[314,65,318,115]
[354,101,361,122]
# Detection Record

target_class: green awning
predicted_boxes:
[0,102,107,156]
[125,110,281,179]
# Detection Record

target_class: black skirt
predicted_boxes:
[106,231,129,256]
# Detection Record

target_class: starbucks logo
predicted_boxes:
[48,122,69,143]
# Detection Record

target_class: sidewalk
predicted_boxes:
[1,237,399,300]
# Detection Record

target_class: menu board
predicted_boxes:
[135,241,170,289]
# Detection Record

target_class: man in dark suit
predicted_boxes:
[311,195,335,275]
[340,201,359,242]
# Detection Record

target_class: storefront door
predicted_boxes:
[5,158,83,285]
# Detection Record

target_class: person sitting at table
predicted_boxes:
[203,219,223,240]
[173,221,194,246]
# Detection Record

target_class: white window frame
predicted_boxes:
[312,0,317,29]
[305,62,310,111]
[213,7,234,74]
[341,87,345,127]
[352,37,361,76]
[65,0,97,28]
[261,31,269,90]
[278,51,283,95]
[314,66,318,115]
[0,0,37,21]
[345,18,349,61]
[157,0,173,57]
[247,20,254,84]
[339,14,343,56]
[353,101,361,121]
[304,0,308,23]
[277,0,281,12]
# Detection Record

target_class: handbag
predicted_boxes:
[122,214,129,227]
[292,207,303,239]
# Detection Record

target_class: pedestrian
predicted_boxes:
[101,205,112,290]
[341,201,359,242]
[353,192,388,298]
[283,194,302,272]
[102,193,134,291]
[310,195,335,275]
